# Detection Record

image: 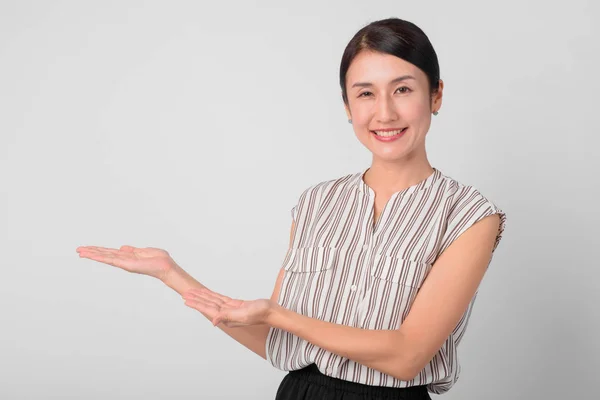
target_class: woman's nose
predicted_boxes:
[374,96,399,123]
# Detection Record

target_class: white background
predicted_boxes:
[1,1,598,399]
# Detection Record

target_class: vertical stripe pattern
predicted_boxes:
[266,168,507,395]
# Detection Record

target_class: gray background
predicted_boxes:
[1,1,598,399]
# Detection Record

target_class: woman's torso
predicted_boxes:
[266,168,506,395]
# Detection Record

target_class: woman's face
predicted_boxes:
[344,50,443,163]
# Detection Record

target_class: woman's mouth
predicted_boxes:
[370,127,408,142]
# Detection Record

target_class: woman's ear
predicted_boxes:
[432,79,444,113]
[343,97,352,121]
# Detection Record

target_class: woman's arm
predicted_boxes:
[265,214,500,380]
[186,214,501,380]
[161,220,295,359]
[77,220,296,361]
[163,263,284,359]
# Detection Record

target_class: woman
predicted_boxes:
[77,18,506,399]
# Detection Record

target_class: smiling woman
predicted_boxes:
[341,21,442,167]
[77,17,506,400]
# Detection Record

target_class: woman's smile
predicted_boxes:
[370,127,408,142]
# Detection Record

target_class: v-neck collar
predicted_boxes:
[352,167,442,197]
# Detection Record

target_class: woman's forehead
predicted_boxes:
[346,51,425,85]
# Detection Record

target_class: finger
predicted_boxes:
[213,313,227,326]
[78,248,118,257]
[185,290,226,306]
[182,294,222,310]
[77,249,126,260]
[199,292,244,308]
[77,246,119,253]
[182,290,212,300]
[186,288,229,303]
[120,245,136,253]
[78,252,136,271]
[80,247,138,258]
[78,252,121,267]
[183,297,216,310]
[184,298,220,316]
[222,298,244,308]
[194,287,235,304]
[208,291,234,303]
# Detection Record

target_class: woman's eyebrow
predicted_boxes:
[351,75,416,88]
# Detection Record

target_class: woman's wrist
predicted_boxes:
[265,302,286,327]
[161,263,205,295]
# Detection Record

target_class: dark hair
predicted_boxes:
[339,18,440,105]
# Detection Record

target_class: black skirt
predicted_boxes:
[275,364,432,400]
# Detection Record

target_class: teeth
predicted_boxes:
[374,128,405,137]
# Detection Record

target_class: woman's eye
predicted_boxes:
[395,86,412,94]
[359,87,411,98]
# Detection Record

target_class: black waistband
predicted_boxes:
[287,364,430,399]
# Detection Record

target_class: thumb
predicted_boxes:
[213,311,229,327]
[120,245,135,252]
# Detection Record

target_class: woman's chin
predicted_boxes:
[369,144,408,158]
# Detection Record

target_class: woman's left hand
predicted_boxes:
[182,287,275,327]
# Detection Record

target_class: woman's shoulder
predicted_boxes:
[294,171,361,199]
[436,170,504,213]
[436,170,507,253]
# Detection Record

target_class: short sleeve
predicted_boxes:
[288,182,320,224]
[439,186,506,256]
[285,182,325,249]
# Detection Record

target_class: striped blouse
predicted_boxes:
[266,167,506,395]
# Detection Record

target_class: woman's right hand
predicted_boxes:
[76,245,177,281]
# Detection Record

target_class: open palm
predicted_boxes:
[76,245,176,281]
[182,287,274,327]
